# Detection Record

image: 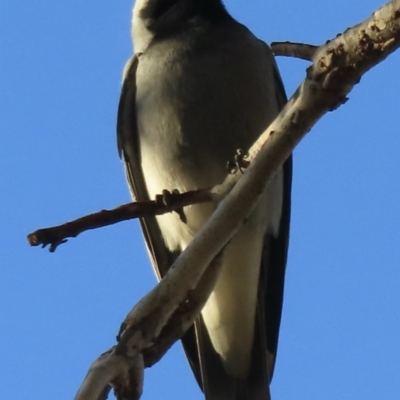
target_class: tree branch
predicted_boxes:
[271,41,318,60]
[27,188,213,252]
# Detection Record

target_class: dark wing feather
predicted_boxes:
[261,43,292,379]
[117,54,179,278]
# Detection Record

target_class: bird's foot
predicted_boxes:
[226,148,250,174]
[155,189,187,223]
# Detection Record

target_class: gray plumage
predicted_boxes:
[117,1,292,399]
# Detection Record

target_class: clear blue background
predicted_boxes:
[1,1,399,399]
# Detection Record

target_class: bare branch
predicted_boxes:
[311,0,400,82]
[271,41,318,60]
[74,348,144,400]
[142,254,223,367]
[27,188,213,252]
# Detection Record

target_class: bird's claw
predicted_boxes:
[156,189,187,223]
[227,148,250,174]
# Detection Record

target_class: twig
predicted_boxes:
[271,41,318,60]
[27,188,212,252]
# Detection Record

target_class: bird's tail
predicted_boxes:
[194,308,271,400]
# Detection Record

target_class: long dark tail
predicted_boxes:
[194,306,271,400]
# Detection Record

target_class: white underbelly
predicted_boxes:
[141,146,284,377]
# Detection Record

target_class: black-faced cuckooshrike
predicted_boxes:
[117,1,292,399]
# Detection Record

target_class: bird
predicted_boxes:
[117,0,292,399]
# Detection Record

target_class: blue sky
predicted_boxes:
[1,1,399,399]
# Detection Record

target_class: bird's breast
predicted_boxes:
[135,38,275,249]
[135,34,278,189]
[132,29,284,377]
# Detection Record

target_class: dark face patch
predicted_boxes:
[140,0,232,35]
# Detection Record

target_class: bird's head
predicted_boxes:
[131,0,230,52]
